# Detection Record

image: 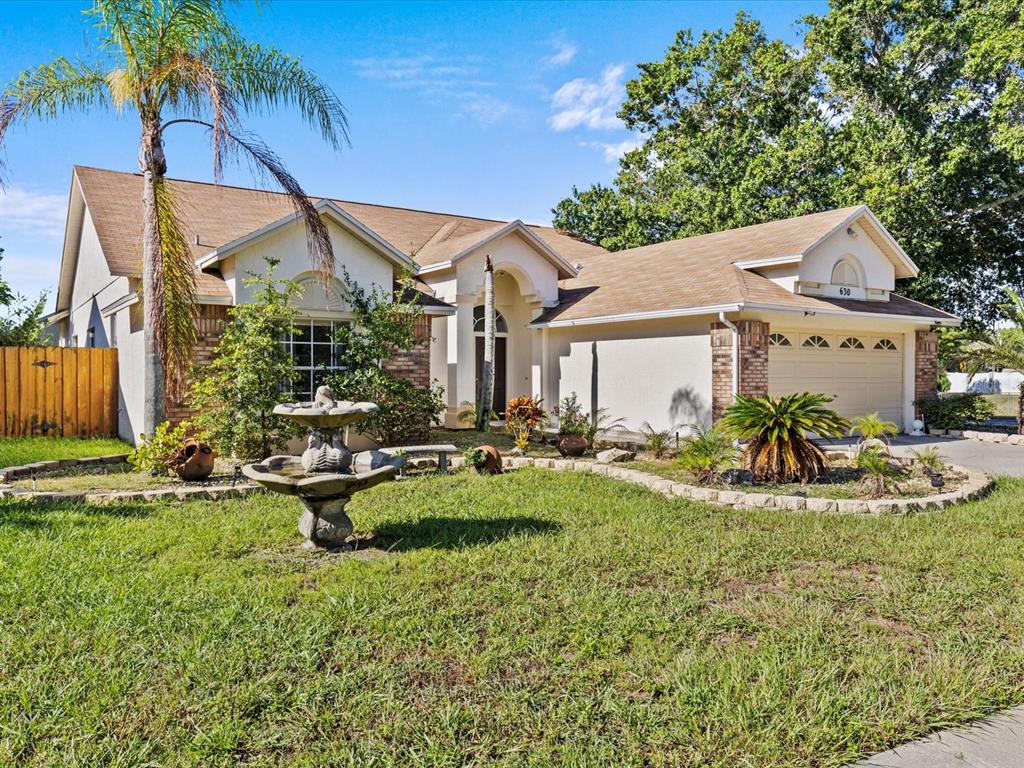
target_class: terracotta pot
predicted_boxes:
[474,445,503,475]
[173,438,216,481]
[557,434,588,457]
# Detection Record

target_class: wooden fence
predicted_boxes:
[0,347,118,437]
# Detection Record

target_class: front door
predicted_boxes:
[475,336,507,416]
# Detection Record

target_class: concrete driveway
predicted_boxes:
[820,435,1024,477]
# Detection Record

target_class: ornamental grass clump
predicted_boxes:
[719,393,849,483]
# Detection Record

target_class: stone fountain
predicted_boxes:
[242,386,405,550]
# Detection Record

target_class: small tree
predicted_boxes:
[188,258,305,461]
[326,272,444,446]
[0,247,48,347]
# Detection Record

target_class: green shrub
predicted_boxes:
[327,271,444,446]
[916,393,996,430]
[554,392,589,436]
[188,258,306,462]
[676,423,737,483]
[129,420,200,476]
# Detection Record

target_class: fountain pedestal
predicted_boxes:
[242,388,405,550]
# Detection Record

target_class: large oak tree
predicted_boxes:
[553,1,1024,325]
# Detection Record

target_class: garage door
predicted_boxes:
[767,330,904,429]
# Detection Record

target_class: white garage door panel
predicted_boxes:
[767,331,903,428]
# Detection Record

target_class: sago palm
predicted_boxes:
[849,412,899,445]
[963,287,1024,434]
[719,392,849,483]
[0,0,346,435]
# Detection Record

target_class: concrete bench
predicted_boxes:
[380,444,458,473]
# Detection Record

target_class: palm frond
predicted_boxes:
[0,57,109,181]
[153,178,198,399]
[212,39,349,149]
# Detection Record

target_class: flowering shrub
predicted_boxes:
[504,395,547,450]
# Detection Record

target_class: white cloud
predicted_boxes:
[456,93,511,126]
[0,186,67,239]
[352,54,509,126]
[543,41,578,67]
[580,137,643,162]
[549,64,626,132]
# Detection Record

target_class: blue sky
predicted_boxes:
[0,0,823,307]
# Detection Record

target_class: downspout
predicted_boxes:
[718,312,739,400]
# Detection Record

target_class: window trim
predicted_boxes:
[831,259,860,288]
[768,332,792,347]
[802,334,831,349]
[839,336,865,350]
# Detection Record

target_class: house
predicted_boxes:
[48,166,959,444]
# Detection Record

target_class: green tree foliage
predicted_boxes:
[188,259,305,462]
[0,245,48,347]
[326,273,444,446]
[553,4,1024,324]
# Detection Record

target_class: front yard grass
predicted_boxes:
[0,436,130,468]
[1,469,1022,766]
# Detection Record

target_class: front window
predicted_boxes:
[473,305,508,334]
[280,320,349,402]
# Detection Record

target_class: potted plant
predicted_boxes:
[554,393,589,457]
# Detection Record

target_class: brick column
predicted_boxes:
[382,314,432,388]
[914,330,939,410]
[710,319,770,421]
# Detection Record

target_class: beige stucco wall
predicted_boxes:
[545,316,713,433]
[226,218,394,312]
[798,220,895,299]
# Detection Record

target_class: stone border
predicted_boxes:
[449,456,993,514]
[0,454,261,505]
[0,453,131,483]
[930,429,1024,446]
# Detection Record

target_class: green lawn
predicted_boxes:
[1,470,1023,766]
[0,436,131,469]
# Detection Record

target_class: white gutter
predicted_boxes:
[718,311,739,400]
[529,303,743,329]
[742,302,961,326]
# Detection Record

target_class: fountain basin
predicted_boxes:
[272,401,378,430]
[243,454,402,549]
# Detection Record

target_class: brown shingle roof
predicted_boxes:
[73,166,605,296]
[74,166,954,325]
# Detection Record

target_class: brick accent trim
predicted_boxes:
[914,330,939,410]
[382,314,432,389]
[711,319,770,421]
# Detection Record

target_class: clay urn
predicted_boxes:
[557,434,588,458]
[173,438,216,481]
[475,445,503,475]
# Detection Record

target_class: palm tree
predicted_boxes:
[0,0,346,435]
[964,287,1024,434]
[475,254,495,432]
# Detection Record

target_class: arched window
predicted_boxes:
[768,333,792,347]
[839,337,865,349]
[831,260,860,287]
[802,335,831,349]
[874,338,898,351]
[473,306,508,334]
